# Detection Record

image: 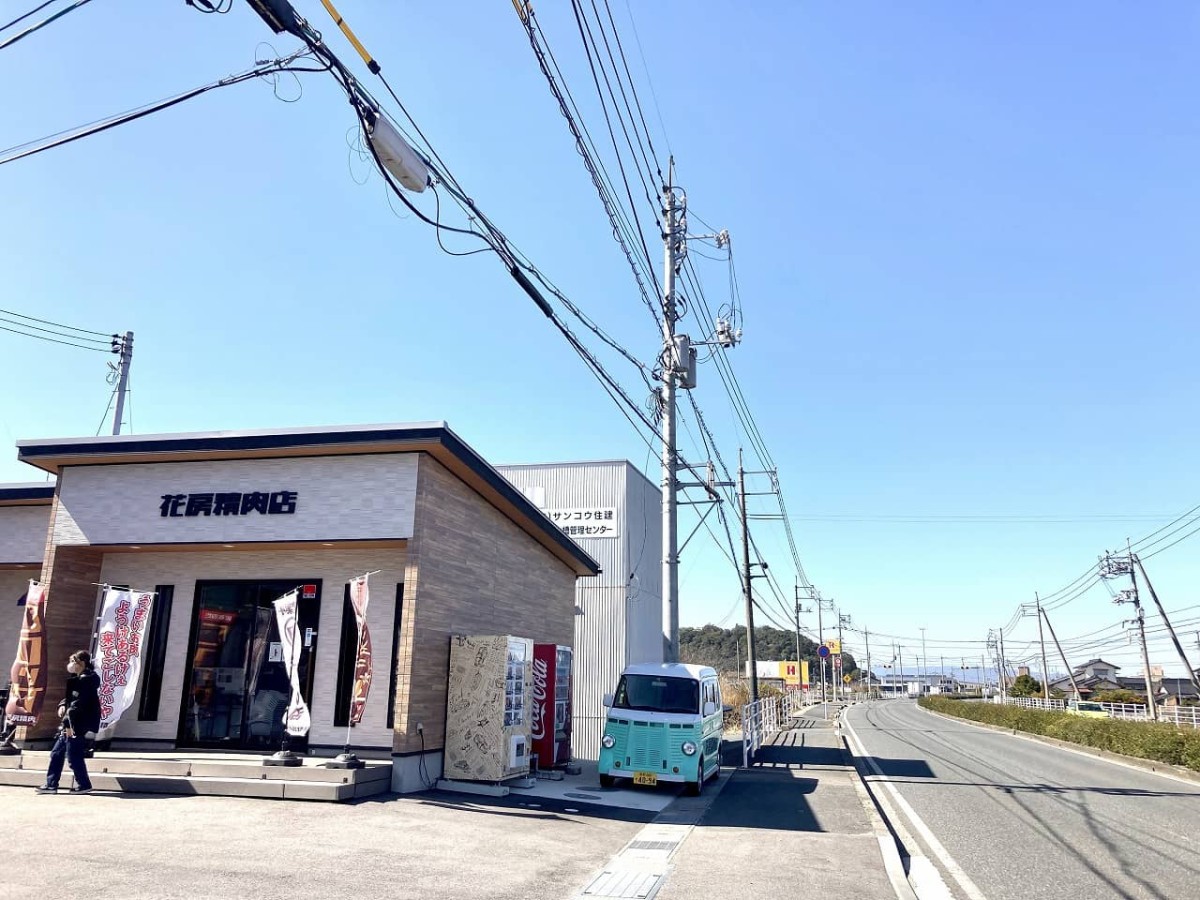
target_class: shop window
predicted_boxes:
[333,585,358,728]
[138,585,174,721]
[387,583,404,730]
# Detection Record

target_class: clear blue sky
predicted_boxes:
[2,2,1198,677]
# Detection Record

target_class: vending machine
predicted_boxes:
[531,643,573,769]
[444,635,534,782]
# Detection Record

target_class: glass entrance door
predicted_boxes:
[179,580,321,751]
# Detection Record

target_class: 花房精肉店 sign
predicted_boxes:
[159,491,298,517]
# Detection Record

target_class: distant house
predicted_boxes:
[1157,678,1200,707]
[1049,659,1125,698]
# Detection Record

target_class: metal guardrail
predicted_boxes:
[741,696,781,767]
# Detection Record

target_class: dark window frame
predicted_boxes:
[138,584,174,721]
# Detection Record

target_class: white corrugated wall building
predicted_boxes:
[497,461,662,760]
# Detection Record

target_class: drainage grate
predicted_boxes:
[627,840,679,852]
[565,791,602,800]
[582,870,666,899]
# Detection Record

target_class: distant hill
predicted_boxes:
[679,624,857,678]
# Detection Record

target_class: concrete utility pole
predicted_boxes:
[865,629,872,699]
[997,629,1008,701]
[816,594,827,703]
[660,163,681,662]
[1103,547,1158,719]
[110,330,134,436]
[1035,593,1051,700]
[838,613,850,702]
[794,581,810,696]
[739,449,759,702]
[897,644,905,696]
[919,626,927,695]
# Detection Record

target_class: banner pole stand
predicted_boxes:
[326,609,366,770]
[264,593,304,768]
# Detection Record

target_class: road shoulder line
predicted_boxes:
[843,707,987,900]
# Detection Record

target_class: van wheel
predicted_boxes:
[685,758,704,796]
[599,774,616,788]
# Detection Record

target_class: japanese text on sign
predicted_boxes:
[544,507,619,539]
[159,491,298,518]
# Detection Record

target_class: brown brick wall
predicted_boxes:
[393,455,577,753]
[23,538,104,741]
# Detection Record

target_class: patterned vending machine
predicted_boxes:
[445,635,534,782]
[532,644,573,769]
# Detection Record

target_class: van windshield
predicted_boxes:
[613,674,699,714]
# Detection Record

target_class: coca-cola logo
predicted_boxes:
[531,657,548,741]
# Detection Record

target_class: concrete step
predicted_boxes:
[0,755,392,802]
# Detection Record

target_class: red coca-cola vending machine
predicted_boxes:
[531,644,572,769]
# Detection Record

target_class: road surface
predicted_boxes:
[843,699,1200,900]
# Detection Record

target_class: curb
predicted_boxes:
[838,719,920,900]
[919,704,1200,787]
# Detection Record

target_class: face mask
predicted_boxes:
[67,661,80,674]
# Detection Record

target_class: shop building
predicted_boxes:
[496,460,662,759]
[0,484,54,676]
[13,424,599,792]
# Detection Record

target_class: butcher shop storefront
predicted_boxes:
[13,423,598,791]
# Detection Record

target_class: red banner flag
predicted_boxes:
[5,581,49,727]
[348,575,373,726]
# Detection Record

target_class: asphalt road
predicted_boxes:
[844,700,1200,900]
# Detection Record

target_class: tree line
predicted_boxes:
[679,624,858,678]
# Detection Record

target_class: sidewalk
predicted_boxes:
[657,707,902,900]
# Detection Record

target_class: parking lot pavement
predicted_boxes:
[0,784,650,900]
[500,760,684,814]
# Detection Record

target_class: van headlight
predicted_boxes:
[681,741,697,756]
[602,734,615,749]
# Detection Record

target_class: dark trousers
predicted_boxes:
[45,732,91,790]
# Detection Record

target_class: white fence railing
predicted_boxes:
[997,695,1155,720]
[1160,706,1200,729]
[741,696,781,767]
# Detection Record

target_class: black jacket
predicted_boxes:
[62,667,101,736]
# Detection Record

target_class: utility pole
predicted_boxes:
[739,448,759,702]
[897,644,905,696]
[1035,593,1050,700]
[660,163,681,663]
[865,629,872,699]
[919,626,927,696]
[794,581,811,697]
[838,613,850,702]
[1040,606,1081,700]
[816,593,830,704]
[997,629,1008,701]
[1103,548,1158,719]
[109,331,134,436]
[1135,555,1200,695]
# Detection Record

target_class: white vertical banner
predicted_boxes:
[273,590,311,737]
[95,588,155,732]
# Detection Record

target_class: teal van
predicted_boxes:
[598,663,723,795]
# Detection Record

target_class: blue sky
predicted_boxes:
[2,2,1198,677]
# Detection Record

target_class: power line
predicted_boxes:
[0,323,110,352]
[0,0,95,52]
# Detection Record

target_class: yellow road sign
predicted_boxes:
[842,674,852,684]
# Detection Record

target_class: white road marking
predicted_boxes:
[844,709,989,900]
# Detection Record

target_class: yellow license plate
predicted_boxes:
[633,771,657,786]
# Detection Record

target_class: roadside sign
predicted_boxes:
[817,645,830,658]
[843,674,852,684]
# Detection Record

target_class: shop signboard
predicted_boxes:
[4,581,48,727]
[95,587,156,732]
[543,507,619,539]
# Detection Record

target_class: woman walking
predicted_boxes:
[35,650,100,795]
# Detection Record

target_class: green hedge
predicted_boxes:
[918,696,1200,772]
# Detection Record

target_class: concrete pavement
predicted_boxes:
[655,706,904,900]
[1,707,909,900]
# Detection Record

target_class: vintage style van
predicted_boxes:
[597,663,723,795]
